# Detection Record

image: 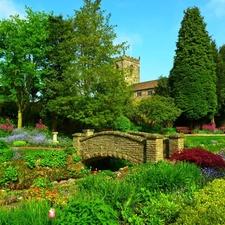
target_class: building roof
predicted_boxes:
[133,80,158,91]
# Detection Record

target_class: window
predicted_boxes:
[137,92,142,97]
[148,90,153,96]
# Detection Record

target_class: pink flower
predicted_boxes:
[48,208,56,219]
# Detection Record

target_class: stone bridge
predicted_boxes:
[72,130,184,164]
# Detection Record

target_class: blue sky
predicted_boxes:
[1,0,225,82]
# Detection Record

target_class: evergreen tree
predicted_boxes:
[168,7,217,124]
[216,44,225,119]
[154,75,170,97]
[40,15,76,131]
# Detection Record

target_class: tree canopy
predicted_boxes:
[168,7,217,123]
[0,7,50,128]
[43,0,131,129]
[138,95,182,127]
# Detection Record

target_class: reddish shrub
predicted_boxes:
[170,148,225,169]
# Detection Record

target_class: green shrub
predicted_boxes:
[63,147,76,155]
[32,177,52,189]
[125,161,202,192]
[174,179,225,224]
[58,199,119,225]
[0,166,18,185]
[13,140,26,147]
[24,150,67,169]
[77,175,135,210]
[73,155,82,163]
[0,140,9,149]
[0,148,14,163]
[114,115,131,132]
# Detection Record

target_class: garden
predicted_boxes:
[1,120,225,224]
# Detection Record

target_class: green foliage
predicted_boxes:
[174,179,225,224]
[58,199,119,225]
[154,75,171,97]
[0,166,18,184]
[0,200,53,225]
[214,42,225,117]
[125,161,202,192]
[24,150,67,169]
[133,190,181,224]
[0,7,51,128]
[41,0,130,129]
[0,148,14,163]
[63,147,76,155]
[73,155,82,163]
[138,95,182,127]
[169,7,217,121]
[114,115,131,132]
[32,177,52,189]
[184,135,225,153]
[77,174,135,210]
[13,140,26,147]
[0,140,9,149]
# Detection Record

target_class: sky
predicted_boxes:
[0,0,225,82]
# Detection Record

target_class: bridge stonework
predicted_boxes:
[72,131,184,164]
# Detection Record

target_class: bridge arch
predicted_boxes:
[72,131,184,164]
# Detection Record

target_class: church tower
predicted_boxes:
[115,55,140,85]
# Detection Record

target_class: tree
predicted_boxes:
[43,0,131,129]
[40,15,76,131]
[138,95,182,127]
[168,7,217,125]
[0,7,50,128]
[154,75,170,97]
[215,43,225,122]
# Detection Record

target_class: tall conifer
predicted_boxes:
[169,7,217,123]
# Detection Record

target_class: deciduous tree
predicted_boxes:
[0,7,50,128]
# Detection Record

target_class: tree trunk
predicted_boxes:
[52,114,58,132]
[17,109,22,128]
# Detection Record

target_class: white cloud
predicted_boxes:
[0,0,25,19]
[207,0,225,17]
[115,32,143,46]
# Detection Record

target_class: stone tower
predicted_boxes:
[115,55,140,85]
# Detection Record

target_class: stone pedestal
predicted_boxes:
[169,134,184,157]
[52,132,59,143]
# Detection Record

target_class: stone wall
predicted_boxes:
[72,131,184,164]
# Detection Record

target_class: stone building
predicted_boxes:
[115,55,158,98]
[115,55,140,85]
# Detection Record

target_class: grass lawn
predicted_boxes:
[185,135,225,153]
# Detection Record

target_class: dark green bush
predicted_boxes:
[114,115,130,132]
[0,140,9,149]
[125,161,202,192]
[0,148,14,163]
[63,147,76,155]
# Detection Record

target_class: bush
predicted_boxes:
[58,199,119,225]
[0,140,9,149]
[170,148,225,169]
[125,161,202,192]
[13,140,26,147]
[174,179,225,224]
[0,148,14,163]
[114,115,130,132]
